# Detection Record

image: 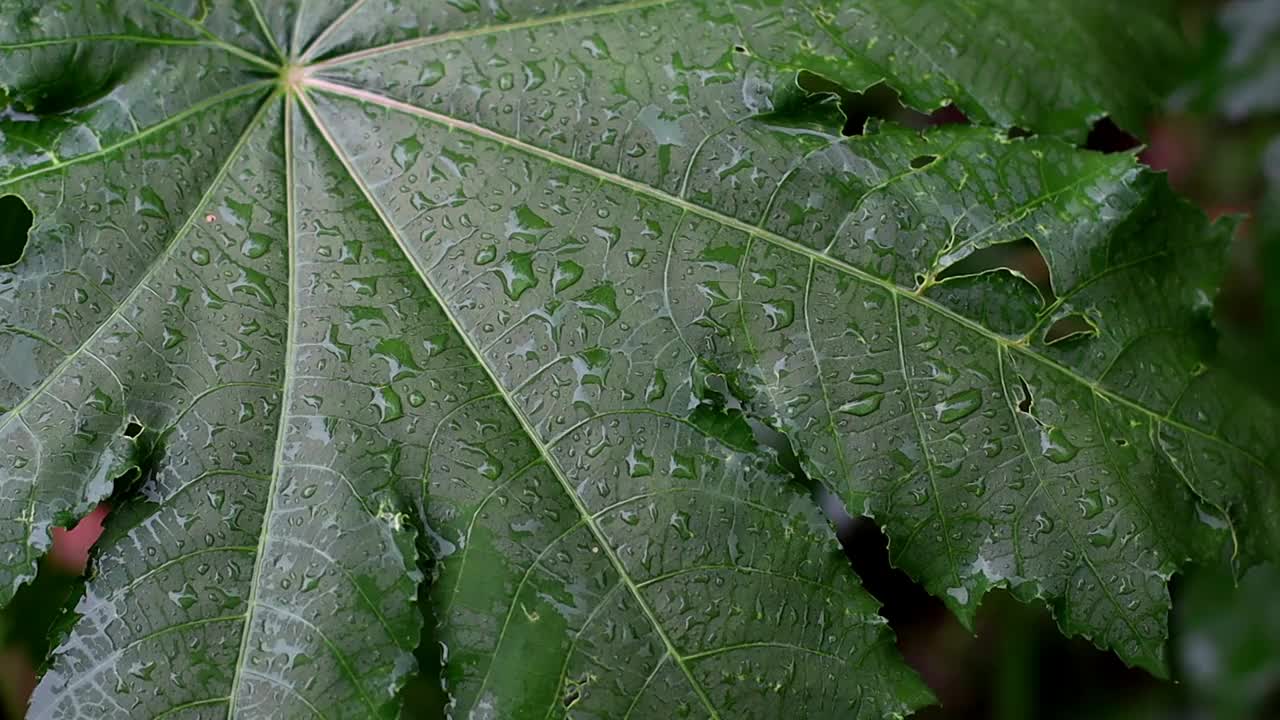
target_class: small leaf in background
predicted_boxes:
[1177,564,1280,719]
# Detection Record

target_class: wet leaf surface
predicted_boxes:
[1,2,1277,718]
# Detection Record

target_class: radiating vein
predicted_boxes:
[246,0,285,61]
[0,81,273,191]
[299,0,371,62]
[138,1,279,70]
[294,87,726,720]
[307,0,674,68]
[0,35,216,50]
[0,91,275,437]
[893,292,961,589]
[225,92,298,718]
[302,78,1265,472]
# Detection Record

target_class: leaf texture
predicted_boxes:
[0,1,1275,718]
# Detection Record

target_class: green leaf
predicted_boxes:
[1,2,1275,718]
[1182,0,1280,392]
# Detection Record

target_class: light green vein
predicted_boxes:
[307,0,674,67]
[295,86,726,720]
[0,91,274,429]
[0,81,273,191]
[226,92,297,718]
[302,78,1268,474]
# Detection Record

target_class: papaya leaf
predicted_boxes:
[1,1,1275,718]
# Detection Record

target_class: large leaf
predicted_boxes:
[1,1,1276,718]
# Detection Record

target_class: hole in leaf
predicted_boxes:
[1114,437,1129,447]
[936,237,1052,298]
[794,75,972,137]
[1016,377,1034,414]
[123,419,144,439]
[1006,126,1034,140]
[927,104,969,128]
[1085,116,1140,154]
[910,154,938,170]
[563,686,581,708]
[49,504,110,576]
[0,194,34,266]
[1044,313,1098,344]
[396,509,450,716]
[796,77,930,136]
[732,44,747,54]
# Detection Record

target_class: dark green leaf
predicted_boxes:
[0,2,1273,718]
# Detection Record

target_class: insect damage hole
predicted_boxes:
[936,237,1050,295]
[909,154,939,170]
[123,418,144,439]
[1044,312,1098,344]
[1016,376,1034,415]
[562,686,580,709]
[0,194,34,266]
[562,675,591,709]
[1085,116,1140,154]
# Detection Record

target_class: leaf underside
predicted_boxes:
[0,1,1276,718]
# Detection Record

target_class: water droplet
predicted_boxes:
[751,269,777,288]
[1077,489,1104,519]
[241,233,272,259]
[848,369,884,385]
[1033,513,1055,536]
[669,510,694,539]
[161,326,185,350]
[418,60,446,87]
[1041,426,1079,463]
[646,369,667,402]
[554,259,584,292]
[372,386,404,423]
[838,392,884,417]
[506,204,552,243]
[494,251,538,300]
[670,452,698,479]
[474,245,497,265]
[522,61,546,91]
[1088,519,1117,548]
[626,445,654,477]
[762,299,794,331]
[575,284,620,325]
[935,388,982,423]
[477,451,504,480]
[965,476,986,497]
[393,135,423,170]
